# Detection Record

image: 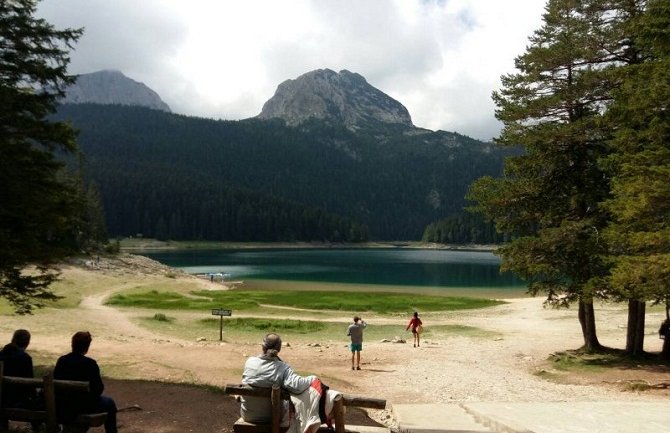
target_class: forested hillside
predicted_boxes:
[422,213,507,245]
[56,104,509,240]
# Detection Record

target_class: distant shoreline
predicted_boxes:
[118,238,499,252]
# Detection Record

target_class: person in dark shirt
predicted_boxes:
[0,329,35,407]
[54,331,117,433]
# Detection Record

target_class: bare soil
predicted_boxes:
[105,379,381,433]
[2,254,668,432]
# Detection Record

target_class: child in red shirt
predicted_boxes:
[406,312,423,347]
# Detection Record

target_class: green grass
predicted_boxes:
[199,317,327,333]
[152,313,173,322]
[137,315,495,344]
[549,351,609,372]
[48,275,205,310]
[107,289,504,314]
[548,349,669,372]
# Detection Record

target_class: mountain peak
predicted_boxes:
[257,69,413,129]
[62,70,171,112]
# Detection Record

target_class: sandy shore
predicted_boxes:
[1,255,667,423]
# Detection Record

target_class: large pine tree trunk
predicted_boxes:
[578,299,602,352]
[662,305,670,361]
[662,337,670,361]
[625,299,646,356]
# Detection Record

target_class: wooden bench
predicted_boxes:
[0,362,107,433]
[224,383,386,433]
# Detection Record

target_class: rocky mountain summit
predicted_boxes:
[62,70,171,112]
[257,69,413,129]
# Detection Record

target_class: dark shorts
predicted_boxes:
[350,343,362,352]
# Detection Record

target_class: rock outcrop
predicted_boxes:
[62,70,171,112]
[258,69,412,129]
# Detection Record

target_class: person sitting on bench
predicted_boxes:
[0,329,42,432]
[54,331,117,433]
[0,329,36,409]
[240,333,315,426]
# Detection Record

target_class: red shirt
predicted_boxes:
[406,317,422,330]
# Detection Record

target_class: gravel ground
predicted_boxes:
[2,255,668,432]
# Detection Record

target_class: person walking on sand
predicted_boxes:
[406,311,423,347]
[347,316,367,370]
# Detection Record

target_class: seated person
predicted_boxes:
[54,331,117,433]
[0,329,36,408]
[241,333,315,424]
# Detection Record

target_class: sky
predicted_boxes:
[37,0,547,141]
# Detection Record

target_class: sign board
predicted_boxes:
[211,309,232,316]
[211,308,232,341]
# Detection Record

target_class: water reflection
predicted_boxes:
[142,248,523,290]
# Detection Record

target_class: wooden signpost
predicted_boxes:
[212,308,232,341]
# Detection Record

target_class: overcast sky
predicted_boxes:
[37,0,547,141]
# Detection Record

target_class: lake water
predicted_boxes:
[141,248,526,295]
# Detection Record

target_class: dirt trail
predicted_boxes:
[1,256,667,409]
[80,291,157,340]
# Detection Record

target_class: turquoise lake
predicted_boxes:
[141,248,525,294]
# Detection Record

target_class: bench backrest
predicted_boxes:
[0,361,94,433]
[223,383,386,408]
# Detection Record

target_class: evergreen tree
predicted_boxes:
[70,153,109,251]
[422,213,504,244]
[0,0,82,313]
[54,103,509,241]
[603,0,670,358]
[469,0,626,351]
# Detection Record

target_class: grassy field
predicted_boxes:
[1,255,504,347]
[135,314,499,343]
[112,288,504,344]
[107,289,505,314]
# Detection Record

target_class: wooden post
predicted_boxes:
[211,309,231,341]
[270,384,281,433]
[333,394,345,433]
[43,370,58,433]
[220,315,223,341]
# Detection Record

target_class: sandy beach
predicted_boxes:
[1,254,668,430]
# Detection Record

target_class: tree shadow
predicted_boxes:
[359,368,396,373]
[550,348,670,373]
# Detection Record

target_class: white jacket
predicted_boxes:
[240,355,315,423]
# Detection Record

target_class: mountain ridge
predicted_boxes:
[257,69,413,130]
[62,70,171,112]
[55,103,507,240]
[53,68,507,241]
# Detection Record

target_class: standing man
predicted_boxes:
[347,316,367,370]
[54,331,118,433]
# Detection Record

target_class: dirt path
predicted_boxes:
[1,255,667,426]
[80,291,157,339]
[71,292,668,405]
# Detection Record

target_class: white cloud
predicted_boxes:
[37,0,546,140]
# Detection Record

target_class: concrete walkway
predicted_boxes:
[393,404,493,433]
[392,401,670,433]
